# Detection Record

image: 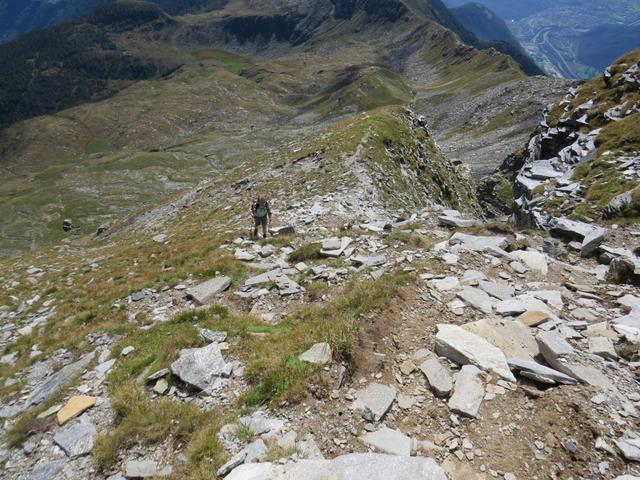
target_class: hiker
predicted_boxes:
[252,196,272,239]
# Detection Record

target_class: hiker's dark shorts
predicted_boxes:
[254,216,268,227]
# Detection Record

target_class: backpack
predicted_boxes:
[255,202,268,218]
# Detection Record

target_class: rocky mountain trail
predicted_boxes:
[0,80,639,480]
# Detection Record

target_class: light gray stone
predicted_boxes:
[186,276,231,305]
[616,437,640,462]
[239,411,284,435]
[496,295,551,317]
[419,357,453,397]
[27,353,94,407]
[244,439,268,463]
[581,228,607,257]
[125,460,173,478]
[588,337,618,360]
[361,427,413,456]
[350,256,386,268]
[24,462,63,480]
[435,324,515,382]
[299,343,332,365]
[456,286,494,314]
[511,250,548,275]
[536,331,574,360]
[170,343,231,392]
[199,329,227,344]
[448,233,509,252]
[429,277,460,292]
[507,358,577,385]
[354,383,397,422]
[53,423,97,458]
[448,365,485,418]
[463,318,539,362]
[225,453,447,480]
[478,280,514,301]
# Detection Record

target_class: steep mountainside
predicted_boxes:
[0,0,566,256]
[449,2,543,76]
[481,49,640,230]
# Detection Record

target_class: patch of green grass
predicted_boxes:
[597,113,640,155]
[387,230,433,249]
[191,48,251,74]
[93,383,224,472]
[288,243,323,263]
[85,139,112,155]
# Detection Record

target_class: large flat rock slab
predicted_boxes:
[435,324,515,382]
[27,353,94,408]
[463,318,539,362]
[226,453,447,480]
[186,276,231,305]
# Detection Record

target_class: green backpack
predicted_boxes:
[255,204,268,218]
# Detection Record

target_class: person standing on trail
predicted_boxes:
[252,195,272,239]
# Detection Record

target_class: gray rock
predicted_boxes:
[23,462,63,480]
[350,256,386,268]
[507,358,577,385]
[478,280,514,301]
[616,437,640,462]
[225,453,447,480]
[354,383,397,422]
[456,287,494,314]
[588,337,618,360]
[511,250,548,275]
[448,233,509,252]
[361,427,414,456]
[581,228,607,257]
[125,460,173,478]
[199,329,227,344]
[147,368,170,381]
[299,343,332,365]
[244,439,268,463]
[496,295,551,317]
[321,237,352,257]
[448,365,485,418]
[269,226,295,236]
[549,217,596,241]
[239,411,284,435]
[53,423,97,458]
[186,276,231,305]
[95,359,116,376]
[27,352,94,407]
[536,331,574,360]
[217,451,247,477]
[435,324,515,382]
[170,343,231,392]
[463,318,539,362]
[419,357,453,397]
[438,212,476,228]
[235,249,255,262]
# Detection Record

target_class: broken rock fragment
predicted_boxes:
[170,342,231,392]
[448,365,485,418]
[435,324,515,382]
